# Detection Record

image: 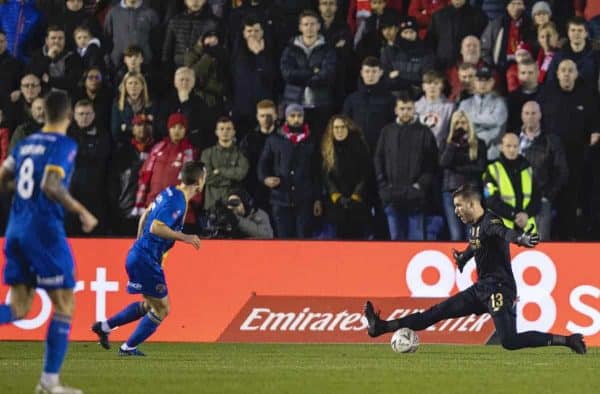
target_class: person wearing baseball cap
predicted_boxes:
[458,64,508,160]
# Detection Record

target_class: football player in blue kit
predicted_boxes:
[0,91,98,394]
[92,161,205,356]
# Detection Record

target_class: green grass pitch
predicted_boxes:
[0,342,598,394]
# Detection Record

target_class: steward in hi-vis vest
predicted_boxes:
[482,133,539,232]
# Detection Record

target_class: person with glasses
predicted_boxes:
[6,73,42,131]
[74,67,112,131]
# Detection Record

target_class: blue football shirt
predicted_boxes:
[132,186,187,263]
[4,131,77,233]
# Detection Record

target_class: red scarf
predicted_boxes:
[282,123,310,145]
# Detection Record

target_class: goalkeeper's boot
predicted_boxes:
[35,382,83,394]
[566,334,587,355]
[118,347,146,357]
[91,322,110,350]
[364,301,386,338]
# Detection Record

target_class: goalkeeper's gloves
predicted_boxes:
[452,249,470,273]
[516,225,540,248]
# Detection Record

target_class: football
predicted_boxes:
[390,328,419,353]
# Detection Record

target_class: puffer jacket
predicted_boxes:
[381,39,435,93]
[280,36,336,107]
[162,6,220,68]
[257,127,321,207]
[0,0,43,62]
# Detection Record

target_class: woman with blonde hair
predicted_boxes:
[439,110,487,240]
[321,115,371,239]
[536,22,560,83]
[111,71,153,142]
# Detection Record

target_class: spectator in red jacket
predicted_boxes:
[535,22,559,83]
[134,113,200,224]
[408,0,449,39]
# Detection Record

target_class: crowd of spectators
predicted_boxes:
[0,0,599,241]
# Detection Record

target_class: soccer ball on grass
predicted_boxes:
[390,328,419,353]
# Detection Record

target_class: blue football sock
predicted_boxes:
[125,311,162,348]
[0,304,16,324]
[43,313,71,374]
[107,302,146,329]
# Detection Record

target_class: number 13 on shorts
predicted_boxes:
[490,293,504,312]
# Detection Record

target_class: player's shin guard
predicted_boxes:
[0,304,16,324]
[106,302,146,329]
[125,311,162,348]
[43,313,72,374]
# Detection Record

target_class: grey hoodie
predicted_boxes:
[458,93,507,160]
[415,96,455,149]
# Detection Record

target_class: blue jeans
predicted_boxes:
[383,204,424,240]
[442,191,467,241]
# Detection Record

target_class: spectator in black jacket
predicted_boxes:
[28,26,83,94]
[425,0,487,70]
[113,45,159,98]
[518,101,568,240]
[239,99,278,211]
[439,110,487,240]
[8,97,45,152]
[73,67,112,131]
[374,93,438,240]
[158,66,213,149]
[381,16,435,97]
[319,0,356,111]
[47,0,102,51]
[538,59,600,239]
[66,99,111,236]
[162,0,220,73]
[5,73,42,132]
[343,56,395,152]
[507,58,539,132]
[280,10,336,140]
[231,16,277,138]
[258,103,323,238]
[321,115,371,239]
[108,114,155,235]
[0,30,22,102]
[546,16,600,93]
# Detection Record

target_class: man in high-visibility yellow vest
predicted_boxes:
[482,133,539,233]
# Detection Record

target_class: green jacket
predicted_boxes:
[200,143,249,209]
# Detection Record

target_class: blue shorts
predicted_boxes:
[3,230,75,290]
[125,248,168,299]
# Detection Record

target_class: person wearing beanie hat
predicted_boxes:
[398,15,418,41]
[285,103,304,119]
[381,13,434,96]
[258,98,322,238]
[531,1,552,28]
[167,112,188,133]
[134,111,198,218]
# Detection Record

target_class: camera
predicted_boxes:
[201,200,240,238]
